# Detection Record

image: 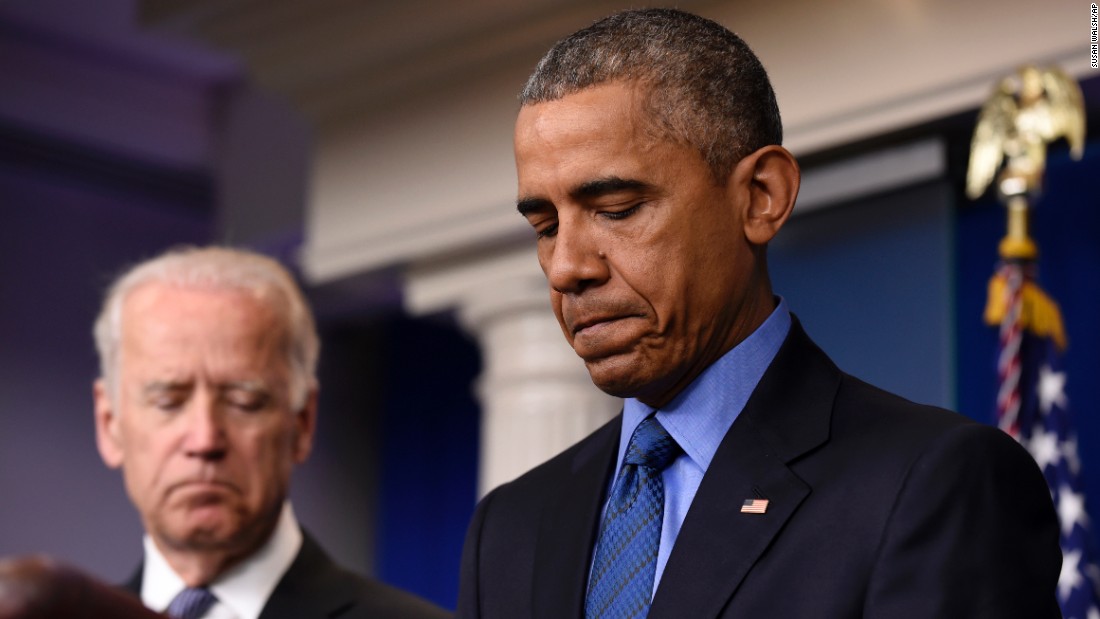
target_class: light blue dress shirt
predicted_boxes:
[610,297,791,595]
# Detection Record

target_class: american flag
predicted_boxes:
[988,263,1100,619]
[740,499,768,514]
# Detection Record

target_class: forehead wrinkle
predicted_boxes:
[519,83,647,146]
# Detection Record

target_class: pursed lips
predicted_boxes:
[570,313,641,337]
[563,298,647,340]
[168,478,240,497]
[572,316,613,336]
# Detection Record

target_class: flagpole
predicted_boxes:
[969,64,1096,618]
[999,195,1037,261]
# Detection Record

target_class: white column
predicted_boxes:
[405,245,621,496]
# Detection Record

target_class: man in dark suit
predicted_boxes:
[457,8,1061,618]
[92,246,448,619]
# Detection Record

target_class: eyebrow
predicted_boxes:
[574,177,650,199]
[517,196,551,218]
[221,381,269,393]
[516,176,652,217]
[140,380,269,395]
[143,381,190,395]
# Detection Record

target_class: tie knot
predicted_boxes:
[166,587,217,619]
[623,417,680,470]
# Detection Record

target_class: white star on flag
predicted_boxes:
[1060,485,1089,535]
[989,267,1100,617]
[1063,550,1085,601]
[1039,364,1068,414]
[1028,427,1061,471]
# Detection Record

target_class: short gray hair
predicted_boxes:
[521,8,782,180]
[93,246,320,409]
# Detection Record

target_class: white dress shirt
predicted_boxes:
[141,502,303,619]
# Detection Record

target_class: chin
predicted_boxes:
[163,512,245,550]
[587,352,685,406]
[585,357,650,399]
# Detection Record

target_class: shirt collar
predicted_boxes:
[141,502,303,619]
[621,297,791,472]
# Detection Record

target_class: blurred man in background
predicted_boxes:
[92,246,448,619]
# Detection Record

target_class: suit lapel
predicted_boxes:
[532,417,621,619]
[649,319,840,619]
[121,563,143,596]
[259,531,354,619]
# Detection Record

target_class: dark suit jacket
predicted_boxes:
[125,531,450,619]
[457,320,1062,618]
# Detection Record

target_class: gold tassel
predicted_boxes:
[984,272,1069,351]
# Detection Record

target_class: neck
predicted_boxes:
[150,513,280,588]
[156,541,253,587]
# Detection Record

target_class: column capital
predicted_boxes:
[404,243,549,330]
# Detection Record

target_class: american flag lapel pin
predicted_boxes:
[741,498,769,514]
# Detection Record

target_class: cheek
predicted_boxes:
[238,423,296,483]
[120,423,169,475]
[117,426,174,513]
[619,245,678,310]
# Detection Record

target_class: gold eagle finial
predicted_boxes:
[966,65,1086,201]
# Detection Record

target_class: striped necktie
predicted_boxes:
[585,416,682,619]
[166,587,217,619]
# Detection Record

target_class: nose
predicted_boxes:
[543,214,608,294]
[183,393,227,461]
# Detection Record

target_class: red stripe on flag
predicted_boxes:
[741,499,769,514]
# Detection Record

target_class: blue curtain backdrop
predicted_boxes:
[375,316,481,609]
[769,179,954,410]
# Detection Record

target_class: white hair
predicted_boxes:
[93,246,320,410]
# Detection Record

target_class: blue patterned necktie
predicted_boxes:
[585,416,682,619]
[166,587,217,619]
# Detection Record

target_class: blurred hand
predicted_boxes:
[0,556,160,619]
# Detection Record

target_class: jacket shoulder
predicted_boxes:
[263,531,450,619]
[483,414,618,513]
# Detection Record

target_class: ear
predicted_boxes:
[93,379,125,469]
[291,383,319,464]
[729,145,800,245]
